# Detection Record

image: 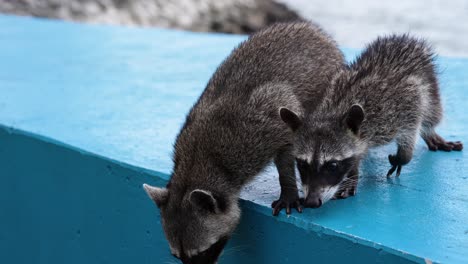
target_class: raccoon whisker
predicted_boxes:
[341,180,356,184]
[344,175,359,181]
[337,183,355,189]
[340,178,358,186]
[344,176,358,180]
[340,180,358,186]
[322,185,339,203]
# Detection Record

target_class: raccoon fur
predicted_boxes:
[142,22,345,264]
[280,34,463,208]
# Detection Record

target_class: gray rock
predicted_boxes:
[0,0,301,33]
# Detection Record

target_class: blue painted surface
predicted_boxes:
[0,127,412,264]
[0,15,467,263]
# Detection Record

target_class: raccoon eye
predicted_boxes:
[325,161,339,171]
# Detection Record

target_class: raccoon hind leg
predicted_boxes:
[419,82,463,151]
[421,128,463,151]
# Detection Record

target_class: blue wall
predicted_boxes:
[0,127,415,264]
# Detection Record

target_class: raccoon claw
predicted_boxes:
[386,165,402,177]
[425,135,463,151]
[333,187,356,199]
[271,197,303,216]
[448,141,463,151]
[387,155,403,177]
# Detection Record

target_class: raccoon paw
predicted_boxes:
[447,141,463,151]
[387,154,403,177]
[333,187,356,199]
[431,140,463,151]
[271,196,303,216]
[424,133,463,151]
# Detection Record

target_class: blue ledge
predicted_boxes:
[0,15,467,264]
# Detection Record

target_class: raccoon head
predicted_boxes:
[143,183,240,264]
[280,104,366,208]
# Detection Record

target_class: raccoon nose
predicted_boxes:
[304,196,322,208]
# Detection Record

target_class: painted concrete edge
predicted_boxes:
[0,123,432,263]
[240,201,430,264]
[0,124,167,181]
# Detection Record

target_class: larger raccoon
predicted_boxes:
[280,34,463,208]
[142,22,345,264]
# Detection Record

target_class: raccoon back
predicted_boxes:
[172,22,345,187]
[321,35,441,146]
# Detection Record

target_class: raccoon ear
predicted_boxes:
[143,183,168,208]
[279,107,302,131]
[345,104,365,134]
[189,189,217,213]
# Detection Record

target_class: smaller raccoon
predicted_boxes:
[281,34,463,208]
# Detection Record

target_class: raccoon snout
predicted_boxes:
[303,195,322,208]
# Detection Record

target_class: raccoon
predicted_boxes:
[142,22,345,264]
[280,34,463,208]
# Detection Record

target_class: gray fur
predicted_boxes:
[290,34,463,208]
[143,22,344,264]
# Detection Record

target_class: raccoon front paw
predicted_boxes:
[387,154,403,177]
[333,186,356,199]
[271,195,303,216]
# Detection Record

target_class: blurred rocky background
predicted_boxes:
[282,0,468,57]
[0,0,467,57]
[0,0,300,34]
